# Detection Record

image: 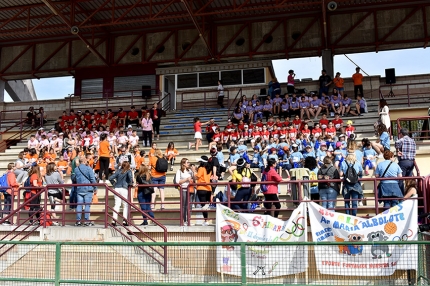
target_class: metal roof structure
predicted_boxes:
[0,0,429,79]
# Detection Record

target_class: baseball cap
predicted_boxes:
[347,120,353,125]
[305,145,312,149]
[320,142,327,146]
[339,134,346,138]
[38,127,44,130]
[270,147,276,153]
[197,155,209,163]
[236,158,245,167]
[292,144,298,148]
[127,125,132,129]
[254,146,260,151]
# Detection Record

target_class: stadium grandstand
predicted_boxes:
[0,0,429,285]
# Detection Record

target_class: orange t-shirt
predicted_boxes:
[135,154,145,168]
[98,140,110,158]
[56,160,68,170]
[165,148,178,159]
[38,161,47,169]
[149,156,166,178]
[333,77,344,88]
[26,154,39,162]
[352,73,363,85]
[148,148,156,157]
[196,167,211,192]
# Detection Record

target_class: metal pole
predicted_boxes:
[55,243,61,286]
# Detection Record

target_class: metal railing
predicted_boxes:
[0,240,427,285]
[0,117,36,153]
[0,183,168,273]
[180,88,230,109]
[379,82,430,107]
[227,88,242,116]
[69,89,163,113]
[395,116,430,143]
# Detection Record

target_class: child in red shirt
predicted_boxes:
[345,120,355,138]
[189,117,210,151]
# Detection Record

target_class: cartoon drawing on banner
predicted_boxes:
[367,231,391,259]
[222,257,231,272]
[220,225,238,250]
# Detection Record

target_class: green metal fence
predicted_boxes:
[0,240,428,286]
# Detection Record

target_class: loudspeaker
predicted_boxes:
[260,88,266,95]
[385,68,396,84]
[142,85,151,98]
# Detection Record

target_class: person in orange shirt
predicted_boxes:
[3,163,21,225]
[98,133,111,183]
[193,156,212,226]
[148,142,157,158]
[56,155,69,174]
[352,67,364,99]
[149,149,167,210]
[332,72,345,96]
[165,142,179,171]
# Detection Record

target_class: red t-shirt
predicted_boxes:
[326,127,336,136]
[319,119,329,129]
[332,119,343,129]
[312,128,323,137]
[194,122,202,132]
[84,114,92,121]
[292,119,301,128]
[128,111,139,120]
[237,123,245,131]
[117,111,127,119]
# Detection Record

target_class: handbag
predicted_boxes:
[377,162,393,197]
[138,175,154,195]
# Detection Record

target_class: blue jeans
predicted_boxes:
[232,187,251,210]
[152,176,166,190]
[76,191,94,221]
[137,191,154,224]
[383,197,399,209]
[344,190,359,216]
[398,159,414,193]
[319,187,337,209]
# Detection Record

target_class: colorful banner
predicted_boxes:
[308,200,418,276]
[216,203,308,278]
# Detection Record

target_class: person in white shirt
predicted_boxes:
[128,130,139,148]
[39,135,50,151]
[49,134,61,153]
[28,135,39,150]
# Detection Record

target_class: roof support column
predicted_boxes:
[322,50,334,81]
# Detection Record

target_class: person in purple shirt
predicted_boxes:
[289,93,298,104]
[289,98,300,118]
[341,94,352,116]
[280,100,290,120]
[330,94,343,116]
[309,94,322,119]
[272,93,283,116]
[320,96,331,116]
[253,101,264,122]
[350,94,366,116]
[251,94,258,106]
[299,96,311,120]
[262,99,273,121]
[244,101,254,123]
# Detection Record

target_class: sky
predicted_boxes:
[3,47,430,102]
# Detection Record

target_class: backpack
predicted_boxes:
[39,210,53,227]
[0,173,9,193]
[309,170,318,187]
[237,168,251,188]
[345,163,359,184]
[260,172,268,193]
[155,157,168,172]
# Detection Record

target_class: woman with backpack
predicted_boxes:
[318,156,341,210]
[228,158,252,211]
[109,161,134,226]
[149,149,167,210]
[262,158,286,218]
[44,162,65,226]
[375,150,403,208]
[174,158,195,224]
[135,164,154,226]
[340,151,363,216]
[194,156,212,225]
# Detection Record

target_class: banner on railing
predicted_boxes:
[216,203,308,278]
[308,200,418,276]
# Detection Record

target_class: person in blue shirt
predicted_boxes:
[375,150,403,208]
[229,146,240,166]
[303,145,315,158]
[315,142,328,166]
[289,144,304,168]
[333,142,345,169]
[362,140,377,176]
[372,123,390,157]
[340,151,363,216]
[250,146,264,173]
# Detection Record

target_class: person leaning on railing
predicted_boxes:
[375,150,403,209]
[175,158,195,225]
[262,158,287,218]
[135,164,155,226]
[109,161,133,227]
[2,163,20,225]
